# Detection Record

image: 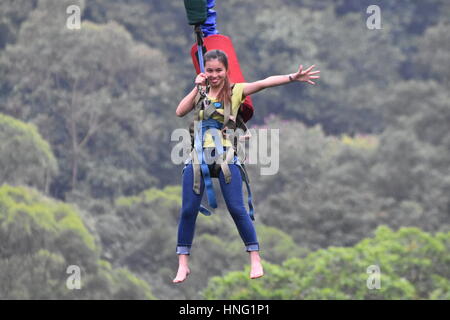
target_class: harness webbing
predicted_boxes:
[187,91,255,221]
[194,118,224,211]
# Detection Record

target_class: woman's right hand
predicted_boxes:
[195,73,208,86]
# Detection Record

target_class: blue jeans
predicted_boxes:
[176,162,259,255]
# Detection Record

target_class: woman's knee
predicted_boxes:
[227,202,249,220]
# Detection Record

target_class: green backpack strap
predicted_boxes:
[219,147,235,184]
[203,103,218,119]
[191,149,202,194]
[223,90,231,127]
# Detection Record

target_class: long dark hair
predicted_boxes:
[204,49,231,106]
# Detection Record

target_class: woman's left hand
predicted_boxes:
[291,64,321,85]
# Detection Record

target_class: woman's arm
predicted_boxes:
[243,64,320,97]
[175,86,199,117]
[176,73,208,117]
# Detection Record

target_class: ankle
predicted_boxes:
[179,253,189,262]
[249,251,261,262]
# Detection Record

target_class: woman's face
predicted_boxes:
[205,59,227,88]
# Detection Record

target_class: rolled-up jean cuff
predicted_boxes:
[176,246,191,255]
[246,244,259,252]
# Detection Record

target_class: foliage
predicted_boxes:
[92,183,305,299]
[0,0,448,299]
[0,113,58,192]
[248,106,449,251]
[203,226,450,299]
[0,0,175,200]
[0,185,154,299]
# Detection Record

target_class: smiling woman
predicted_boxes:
[203,50,231,104]
[190,33,255,122]
[206,61,224,86]
[174,0,320,284]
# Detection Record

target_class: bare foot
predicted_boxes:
[173,266,191,283]
[173,254,191,283]
[249,252,264,279]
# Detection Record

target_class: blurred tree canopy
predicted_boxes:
[0,114,57,192]
[92,184,306,299]
[249,111,449,252]
[203,226,450,299]
[0,184,154,299]
[0,0,177,200]
[0,0,448,299]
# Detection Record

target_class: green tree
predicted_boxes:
[92,183,303,299]
[412,22,450,83]
[0,0,37,49]
[0,0,175,200]
[0,184,154,299]
[0,113,58,193]
[247,105,449,250]
[248,117,382,250]
[203,226,450,299]
[374,79,450,232]
[218,2,403,134]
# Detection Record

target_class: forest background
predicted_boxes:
[0,0,449,299]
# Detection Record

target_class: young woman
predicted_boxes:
[174,49,320,283]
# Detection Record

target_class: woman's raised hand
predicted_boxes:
[195,73,208,86]
[291,65,321,85]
